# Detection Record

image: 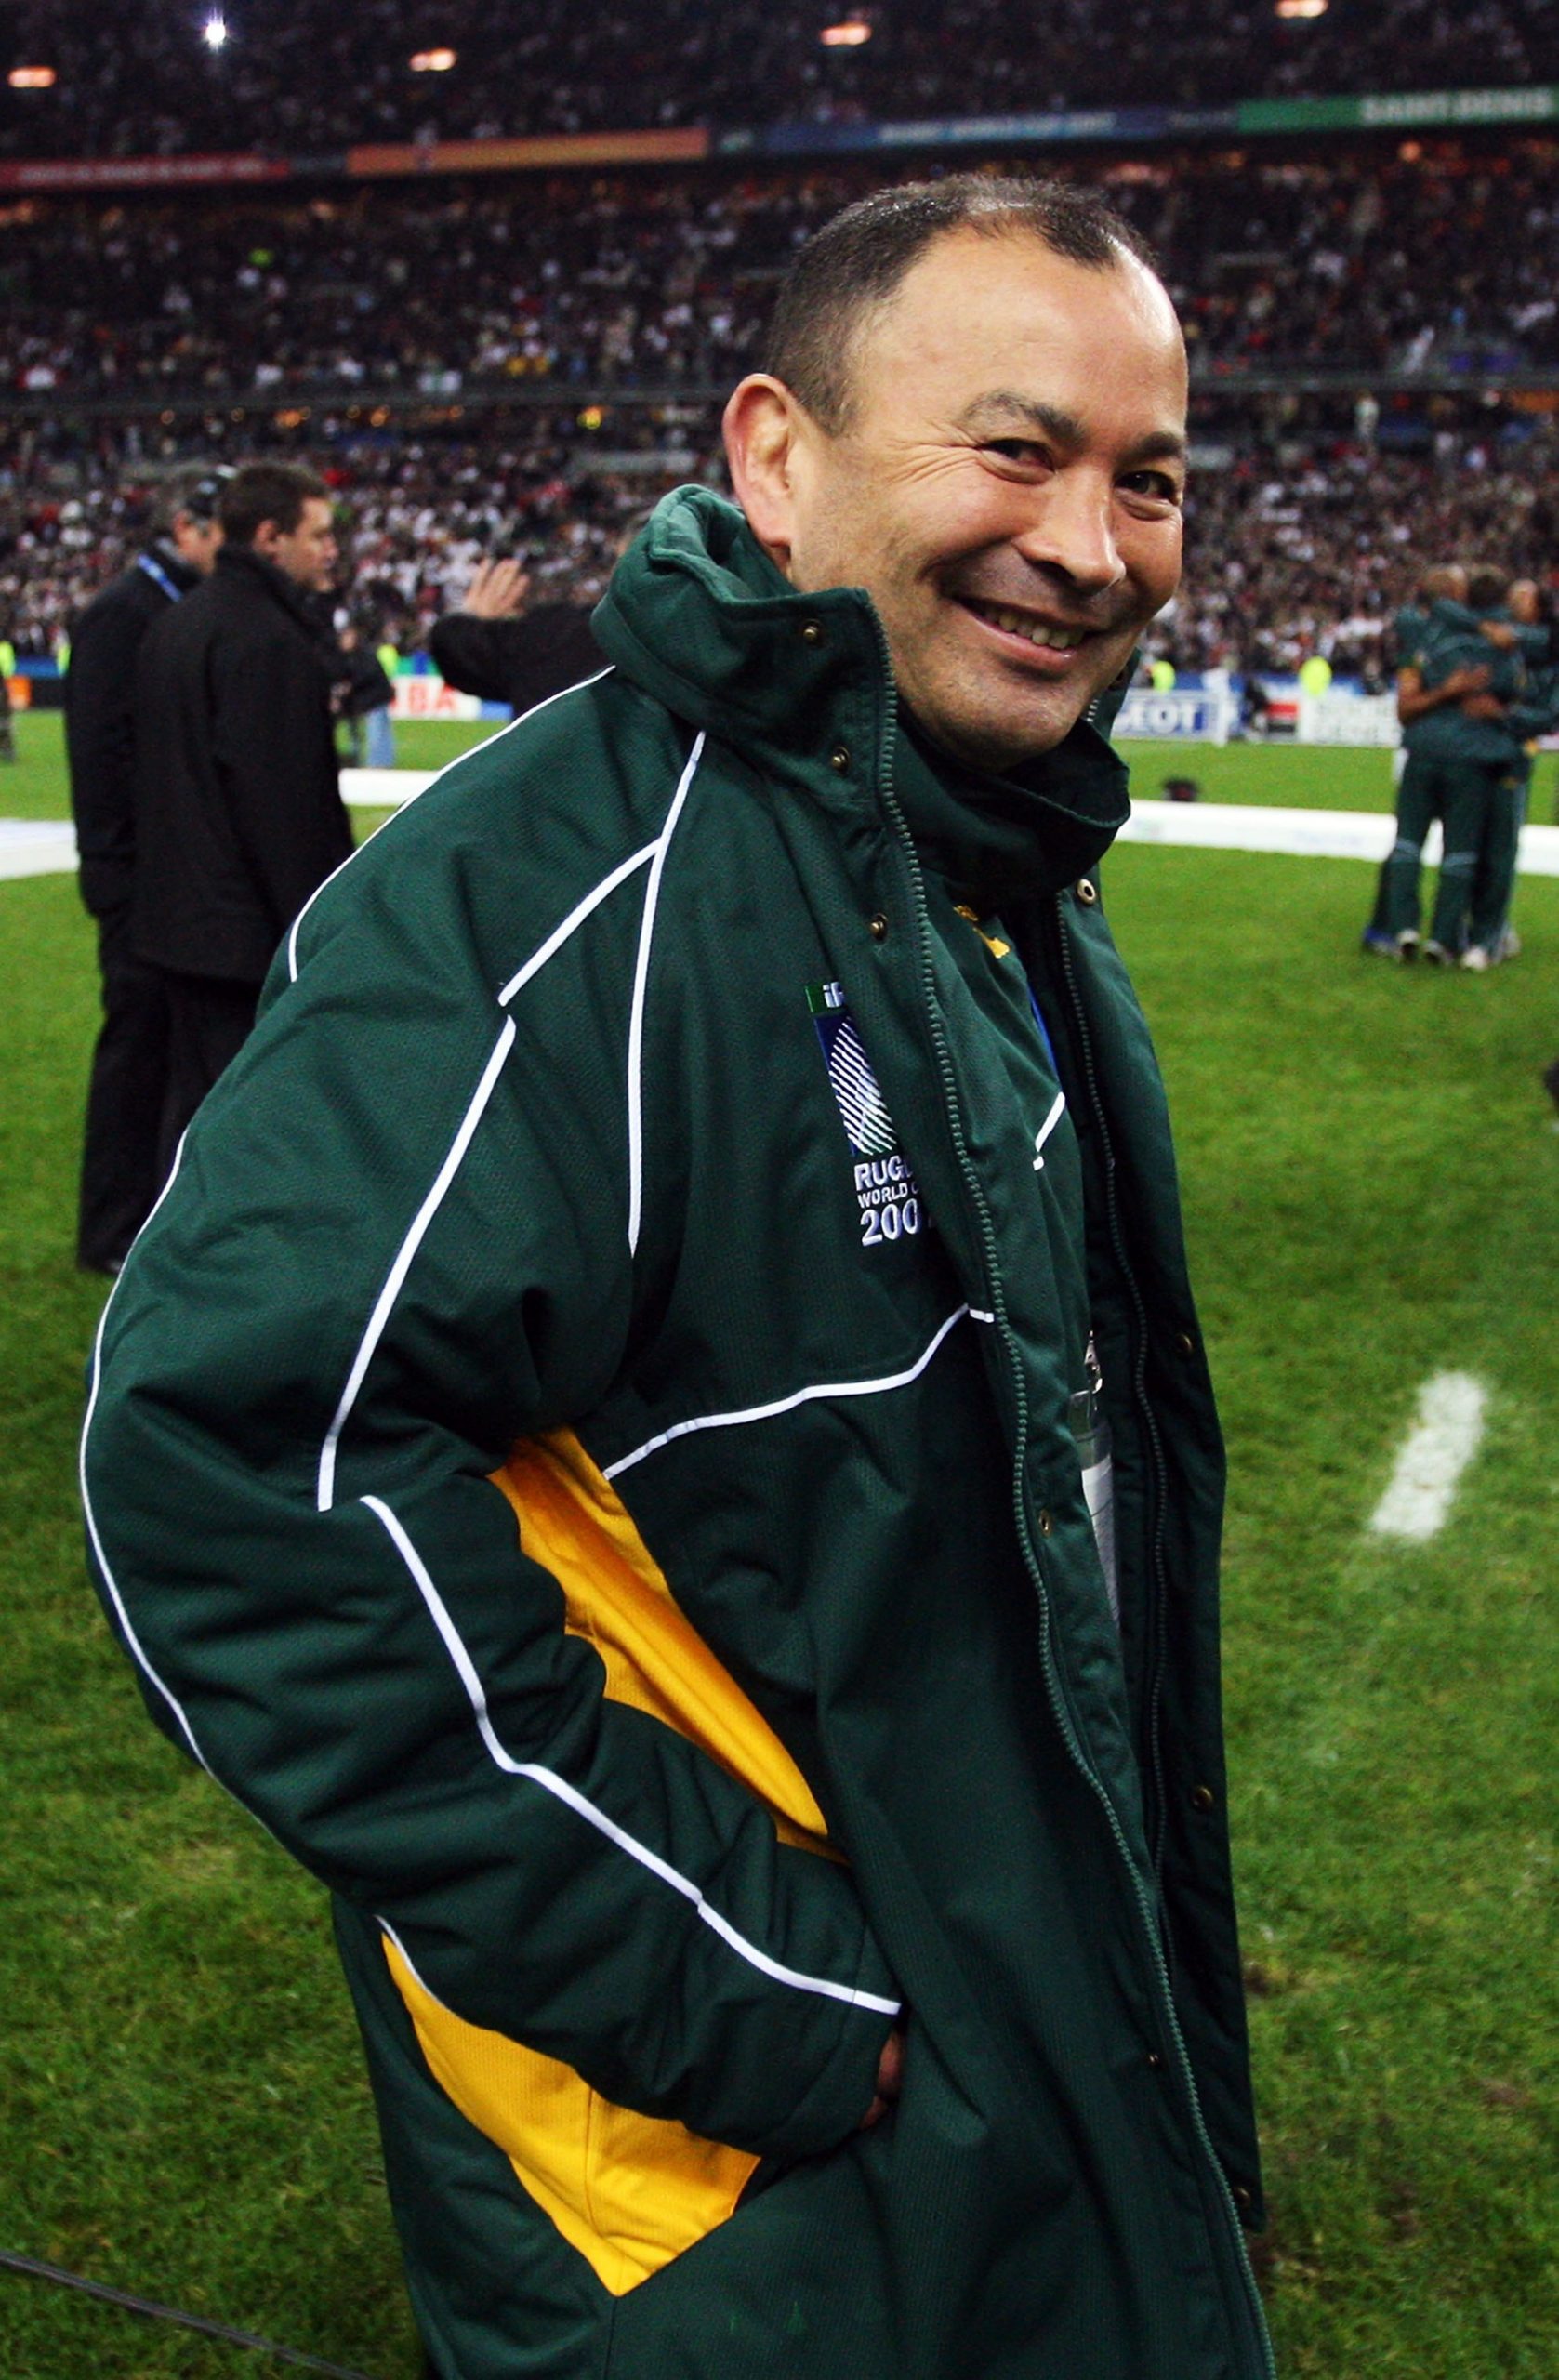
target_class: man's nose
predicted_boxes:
[1012,471,1124,597]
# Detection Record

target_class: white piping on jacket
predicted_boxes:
[497,840,654,1007]
[1031,1091,1067,1172]
[626,732,705,1254]
[377,1918,456,2013]
[79,1134,212,1773]
[316,1016,517,1512]
[361,1493,901,2019]
[604,1303,971,1483]
[317,728,697,1507]
[287,666,615,985]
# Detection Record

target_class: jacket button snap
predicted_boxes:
[800,619,824,646]
[1175,1330,1196,1357]
[1076,878,1099,906]
[1037,1507,1054,1536]
[1233,2185,1254,2215]
[868,912,889,942]
[829,744,852,773]
[1146,2050,1166,2071]
[1191,1783,1217,1813]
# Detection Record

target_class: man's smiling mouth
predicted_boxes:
[958,596,1093,652]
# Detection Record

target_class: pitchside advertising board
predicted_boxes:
[1115,688,1240,745]
[4,82,1551,192]
[1116,681,1404,747]
[390,676,499,722]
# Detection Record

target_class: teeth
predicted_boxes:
[976,602,1085,650]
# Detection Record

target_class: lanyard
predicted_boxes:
[137,551,183,603]
[1025,982,1059,1077]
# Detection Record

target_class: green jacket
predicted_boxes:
[1405,598,1526,762]
[85,488,1271,2380]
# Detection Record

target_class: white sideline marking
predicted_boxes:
[10,803,1559,879]
[1369,1371,1487,1541]
[0,819,77,879]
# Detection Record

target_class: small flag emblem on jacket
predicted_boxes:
[808,982,896,1157]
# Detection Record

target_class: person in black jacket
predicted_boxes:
[428,554,603,712]
[133,460,368,1173]
[65,467,228,1272]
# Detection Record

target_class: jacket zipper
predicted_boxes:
[1049,895,1171,1891]
[865,631,1274,2379]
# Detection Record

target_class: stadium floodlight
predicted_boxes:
[409,46,457,70]
[1274,0,1328,16]
[201,11,229,48]
[7,64,56,86]
[820,19,872,45]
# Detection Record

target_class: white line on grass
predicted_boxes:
[8,802,1559,871]
[1369,1371,1487,1541]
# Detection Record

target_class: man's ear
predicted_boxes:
[722,375,810,579]
[250,518,284,562]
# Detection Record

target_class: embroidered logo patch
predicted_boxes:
[807,982,925,1247]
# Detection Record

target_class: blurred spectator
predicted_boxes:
[63,465,227,1272]
[132,460,362,1168]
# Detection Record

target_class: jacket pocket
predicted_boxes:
[386,1931,759,2295]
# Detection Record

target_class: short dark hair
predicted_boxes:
[220,461,330,547]
[151,465,232,536]
[761,174,1161,434]
[1465,563,1511,612]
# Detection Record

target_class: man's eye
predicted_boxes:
[984,440,1049,467]
[1120,471,1182,504]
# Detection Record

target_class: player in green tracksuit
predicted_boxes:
[1381,569,1527,960]
[82,181,1272,2380]
[1363,566,1460,956]
[1462,584,1552,966]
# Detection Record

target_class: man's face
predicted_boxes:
[171,510,224,575]
[258,496,338,594]
[737,228,1188,771]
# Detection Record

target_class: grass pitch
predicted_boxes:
[2,733,1557,2377]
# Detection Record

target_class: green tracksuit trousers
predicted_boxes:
[1381,755,1501,948]
[1467,760,1529,955]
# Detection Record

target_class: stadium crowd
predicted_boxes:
[1,142,1556,407]
[0,0,1553,154]
[4,413,1555,680]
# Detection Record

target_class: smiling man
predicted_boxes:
[85,179,1272,2380]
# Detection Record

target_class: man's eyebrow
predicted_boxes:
[956,394,1086,444]
[1120,430,1190,468]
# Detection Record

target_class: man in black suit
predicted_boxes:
[66,468,228,1272]
[134,461,367,1171]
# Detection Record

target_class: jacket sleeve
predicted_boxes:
[429,607,601,709]
[82,794,897,2162]
[209,622,350,939]
[64,592,142,902]
[428,611,525,705]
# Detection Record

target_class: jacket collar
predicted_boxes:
[594,485,1129,901]
[142,539,204,598]
[217,541,324,637]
